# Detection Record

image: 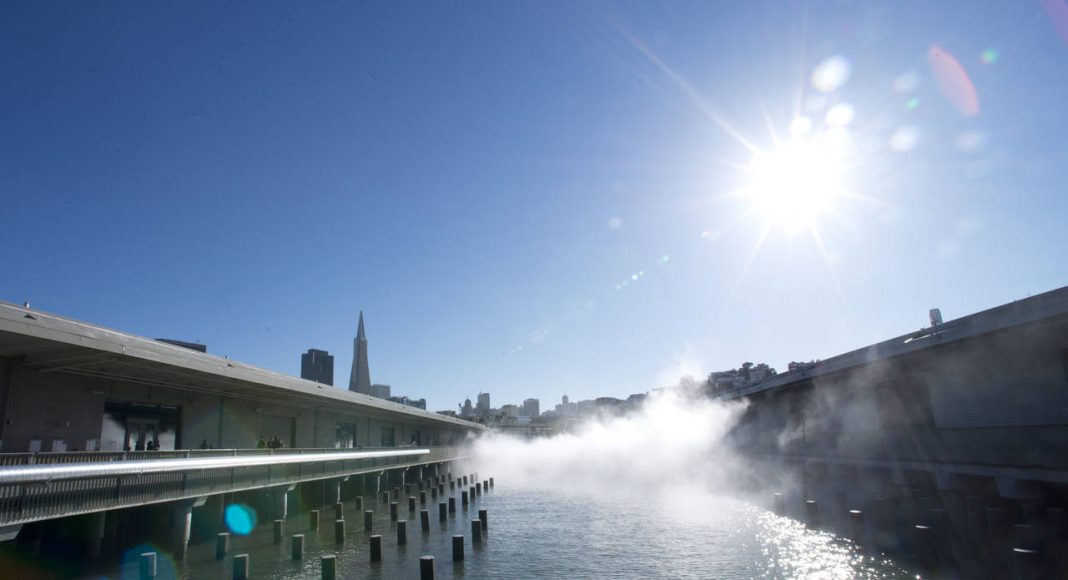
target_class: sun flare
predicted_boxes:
[742,136,847,232]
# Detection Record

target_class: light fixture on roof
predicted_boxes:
[929,308,943,327]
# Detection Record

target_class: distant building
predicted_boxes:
[370,383,391,399]
[300,348,334,385]
[522,398,540,418]
[461,398,473,418]
[389,395,426,410]
[348,311,372,395]
[500,404,520,419]
[476,393,490,417]
[156,338,206,353]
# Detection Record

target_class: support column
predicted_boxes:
[172,501,194,561]
[86,512,107,560]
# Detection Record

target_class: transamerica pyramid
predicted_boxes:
[348,310,372,395]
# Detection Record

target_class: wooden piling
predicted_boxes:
[479,508,488,531]
[452,534,464,561]
[364,510,373,532]
[139,552,157,580]
[233,554,249,580]
[292,534,304,560]
[471,519,482,544]
[420,509,431,532]
[334,519,345,544]
[397,520,407,545]
[309,509,320,531]
[215,533,230,560]
[321,554,336,580]
[420,556,436,580]
[273,519,284,543]
[369,534,382,562]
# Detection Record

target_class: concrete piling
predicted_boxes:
[489,477,494,488]
[390,501,398,521]
[334,519,345,543]
[334,502,344,520]
[470,486,476,502]
[139,552,157,580]
[215,532,230,560]
[914,525,937,570]
[393,487,400,502]
[364,510,374,532]
[462,476,467,486]
[471,519,482,544]
[452,534,464,561]
[292,534,304,560]
[450,481,455,491]
[462,490,469,507]
[773,493,785,516]
[321,554,336,580]
[409,496,417,511]
[233,554,249,580]
[369,534,382,562]
[439,484,445,496]
[431,487,438,499]
[381,491,390,504]
[805,500,820,528]
[355,496,364,511]
[483,480,488,491]
[1013,548,1042,579]
[439,502,448,522]
[420,490,427,505]
[309,509,320,531]
[397,520,407,545]
[848,510,865,546]
[449,497,456,514]
[274,519,284,543]
[420,509,431,532]
[479,508,488,531]
[476,482,482,495]
[420,555,436,580]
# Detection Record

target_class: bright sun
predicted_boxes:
[742,136,847,232]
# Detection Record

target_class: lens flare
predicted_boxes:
[928,45,979,116]
[225,503,257,535]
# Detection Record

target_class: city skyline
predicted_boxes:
[3,1,1067,412]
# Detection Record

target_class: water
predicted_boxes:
[98,484,912,579]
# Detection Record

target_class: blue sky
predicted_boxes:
[3,1,1067,412]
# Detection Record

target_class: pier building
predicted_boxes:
[0,301,480,567]
[722,285,1068,575]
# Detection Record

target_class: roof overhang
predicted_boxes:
[0,301,484,430]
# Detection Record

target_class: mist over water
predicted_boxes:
[468,388,912,578]
[471,388,749,498]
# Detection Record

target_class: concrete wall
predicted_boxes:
[0,359,473,452]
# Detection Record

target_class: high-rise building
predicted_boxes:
[301,348,334,385]
[348,311,372,395]
[476,392,490,416]
[461,398,473,417]
[370,383,391,399]
[522,398,540,417]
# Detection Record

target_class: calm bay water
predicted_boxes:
[100,484,913,579]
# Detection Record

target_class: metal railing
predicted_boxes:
[0,446,466,526]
